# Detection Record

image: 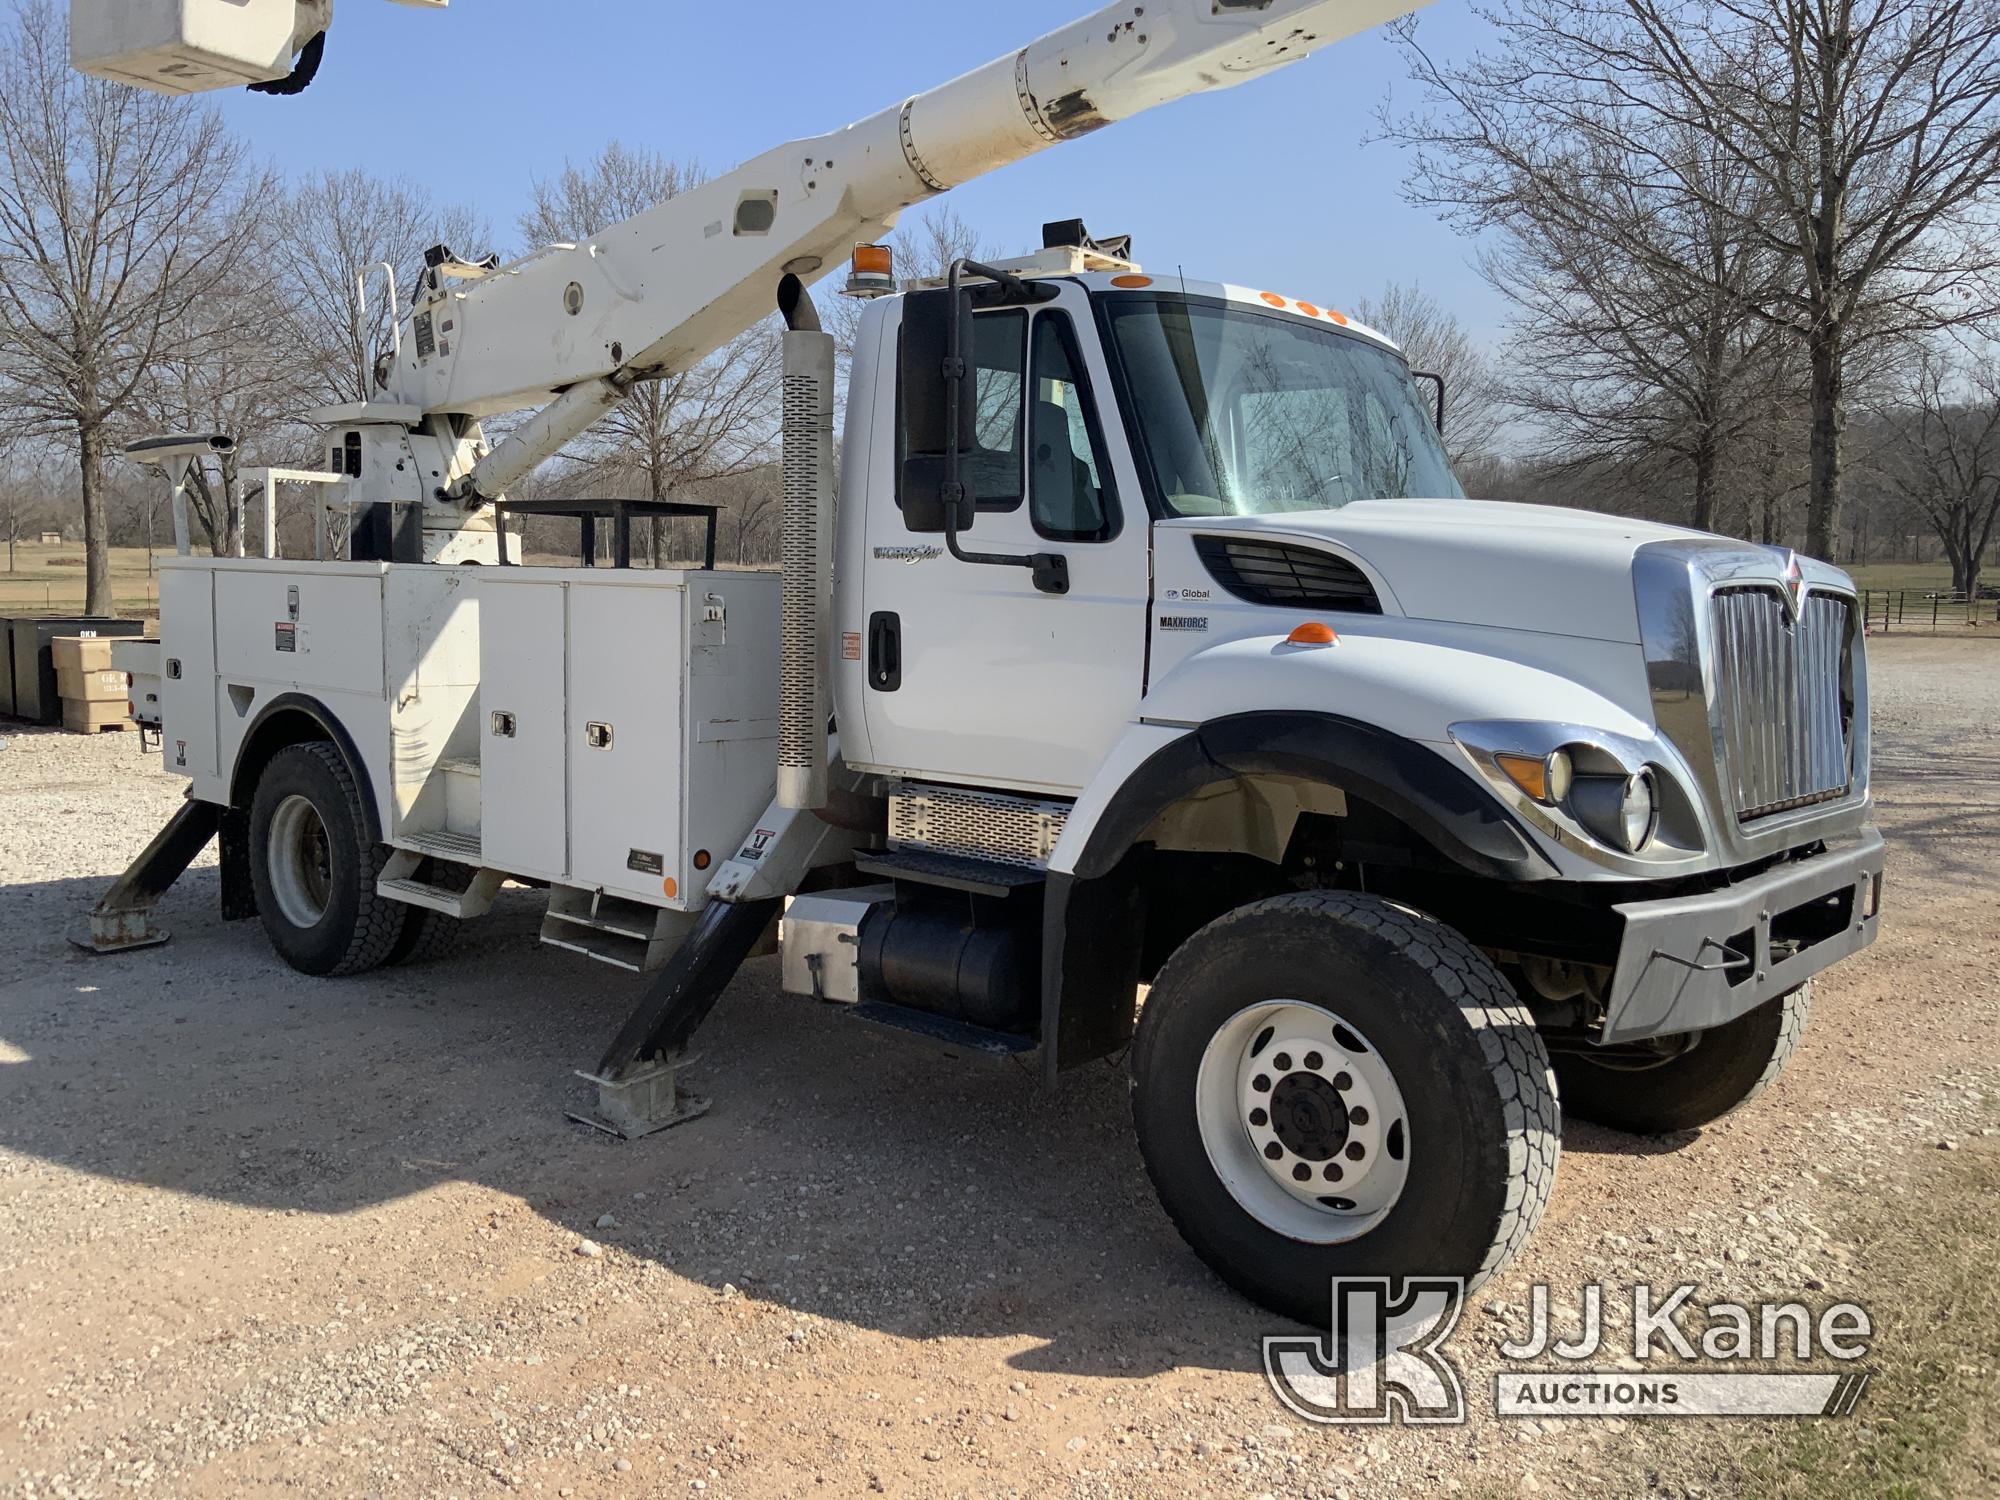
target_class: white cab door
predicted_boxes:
[858,285,1150,796]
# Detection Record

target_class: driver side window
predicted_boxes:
[1027,313,1118,543]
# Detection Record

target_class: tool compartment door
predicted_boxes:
[566,581,686,904]
[157,566,219,788]
[478,579,569,881]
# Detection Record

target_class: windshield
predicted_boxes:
[1103,296,1462,517]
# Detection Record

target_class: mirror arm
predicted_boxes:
[1413,370,1446,434]
[940,257,1069,595]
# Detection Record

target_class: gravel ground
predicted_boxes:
[1,635,1996,1499]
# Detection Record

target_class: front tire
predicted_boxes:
[1131,892,1560,1325]
[1555,984,1810,1135]
[248,742,405,977]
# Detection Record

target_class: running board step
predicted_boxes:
[845,1000,1039,1066]
[853,848,1046,897]
[399,827,484,863]
[377,850,504,919]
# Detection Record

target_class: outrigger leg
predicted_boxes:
[69,798,221,955]
[568,896,783,1139]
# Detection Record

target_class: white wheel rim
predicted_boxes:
[267,793,333,929]
[1195,1001,1411,1243]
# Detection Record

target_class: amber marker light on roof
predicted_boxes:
[1110,274,1153,288]
[1296,301,1320,317]
[1260,292,1287,307]
[1286,622,1339,647]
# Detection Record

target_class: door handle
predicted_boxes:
[868,611,901,692]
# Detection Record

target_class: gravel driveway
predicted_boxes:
[1,635,1995,1499]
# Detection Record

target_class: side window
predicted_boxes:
[1027,314,1118,543]
[895,309,1026,516]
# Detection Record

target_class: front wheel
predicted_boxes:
[1131,892,1560,1325]
[248,742,406,977]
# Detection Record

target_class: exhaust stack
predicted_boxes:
[777,277,835,811]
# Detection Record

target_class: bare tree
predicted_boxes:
[1350,282,1508,468]
[0,442,51,571]
[520,142,779,565]
[133,243,296,556]
[1390,0,2000,557]
[1872,339,2000,594]
[1389,27,1796,532]
[0,0,269,612]
[274,168,488,410]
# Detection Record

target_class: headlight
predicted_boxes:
[1569,768,1658,853]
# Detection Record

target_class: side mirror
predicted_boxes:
[899,287,978,534]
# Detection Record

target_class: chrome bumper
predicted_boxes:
[1599,829,1884,1044]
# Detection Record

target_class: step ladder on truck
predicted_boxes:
[69,0,1884,1324]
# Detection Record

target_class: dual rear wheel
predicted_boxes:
[247,741,457,975]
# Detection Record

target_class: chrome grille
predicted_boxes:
[1711,588,1852,822]
[888,782,1070,870]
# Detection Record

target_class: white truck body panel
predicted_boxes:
[469,568,781,908]
[476,579,569,880]
[158,557,780,914]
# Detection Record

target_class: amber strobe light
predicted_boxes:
[845,243,895,298]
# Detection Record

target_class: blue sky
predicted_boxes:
[215,0,1503,343]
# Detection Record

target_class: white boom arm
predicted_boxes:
[370,0,1431,505]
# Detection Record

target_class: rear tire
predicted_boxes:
[386,907,465,966]
[248,742,405,977]
[1555,984,1809,1135]
[385,860,470,966]
[1130,892,1560,1325]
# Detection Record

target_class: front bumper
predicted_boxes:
[1599,829,1885,1044]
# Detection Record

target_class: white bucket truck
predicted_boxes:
[73,0,1882,1322]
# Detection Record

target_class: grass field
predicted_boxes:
[0,542,167,618]
[1846,563,1973,594]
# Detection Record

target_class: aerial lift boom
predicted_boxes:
[322,0,1435,507]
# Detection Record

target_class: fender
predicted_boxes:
[229,691,385,844]
[1038,709,1559,1083]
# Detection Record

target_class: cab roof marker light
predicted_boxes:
[1285,622,1339,647]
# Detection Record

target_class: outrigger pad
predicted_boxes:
[567,1056,711,1141]
[70,798,222,956]
[569,895,781,1141]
